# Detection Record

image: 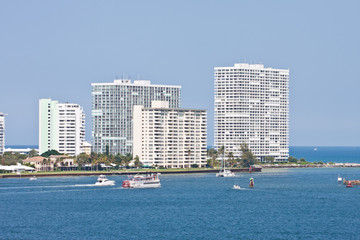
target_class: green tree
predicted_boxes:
[218,145,225,169]
[28,149,38,158]
[288,156,298,163]
[76,153,90,170]
[240,143,258,167]
[41,150,62,158]
[207,148,218,167]
[134,155,142,168]
[265,156,275,163]
[226,152,235,167]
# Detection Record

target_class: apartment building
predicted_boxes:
[92,79,181,155]
[133,101,207,168]
[39,99,85,156]
[0,113,6,155]
[214,63,289,161]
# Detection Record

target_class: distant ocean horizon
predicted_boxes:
[6,145,360,163]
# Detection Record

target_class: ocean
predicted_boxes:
[1,168,360,239]
[290,146,360,163]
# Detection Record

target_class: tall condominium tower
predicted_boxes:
[0,112,6,155]
[39,99,85,156]
[92,79,181,155]
[214,63,289,161]
[133,101,207,168]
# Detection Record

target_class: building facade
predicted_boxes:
[92,79,181,155]
[214,63,289,161]
[0,113,6,155]
[39,99,85,156]
[133,101,207,168]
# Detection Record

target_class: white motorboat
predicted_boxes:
[337,174,342,183]
[29,176,37,181]
[233,184,241,189]
[122,173,161,189]
[216,169,236,177]
[95,175,115,186]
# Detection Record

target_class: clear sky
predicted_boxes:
[0,0,359,146]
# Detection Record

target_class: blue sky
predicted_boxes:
[0,0,359,146]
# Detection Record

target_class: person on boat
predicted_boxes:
[249,177,254,188]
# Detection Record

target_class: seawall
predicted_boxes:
[0,168,261,178]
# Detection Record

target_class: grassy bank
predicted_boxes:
[0,167,259,178]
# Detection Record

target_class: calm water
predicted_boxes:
[290,146,360,163]
[1,168,360,240]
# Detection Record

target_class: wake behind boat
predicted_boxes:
[122,173,161,189]
[95,175,115,186]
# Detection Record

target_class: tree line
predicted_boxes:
[207,143,259,168]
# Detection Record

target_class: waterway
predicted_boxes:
[1,168,360,239]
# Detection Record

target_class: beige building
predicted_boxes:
[81,141,92,155]
[133,101,207,168]
[22,156,51,171]
[22,155,75,171]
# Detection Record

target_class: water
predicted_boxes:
[1,169,360,239]
[290,146,360,163]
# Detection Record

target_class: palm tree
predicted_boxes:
[187,149,192,168]
[218,146,225,169]
[207,148,218,167]
[227,152,235,168]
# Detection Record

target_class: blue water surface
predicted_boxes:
[1,168,360,240]
[290,146,360,163]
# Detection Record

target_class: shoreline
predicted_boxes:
[257,163,360,168]
[1,163,360,179]
[0,167,261,178]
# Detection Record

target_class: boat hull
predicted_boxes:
[122,179,161,189]
[95,181,115,186]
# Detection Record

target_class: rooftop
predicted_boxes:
[92,79,181,88]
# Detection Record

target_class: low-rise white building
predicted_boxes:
[133,101,207,168]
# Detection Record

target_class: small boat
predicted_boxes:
[29,176,37,181]
[337,174,342,183]
[346,181,353,188]
[122,173,161,189]
[216,169,236,177]
[314,148,318,151]
[233,184,241,190]
[95,175,115,186]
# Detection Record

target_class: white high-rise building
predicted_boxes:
[214,63,289,161]
[0,113,6,155]
[133,101,207,168]
[92,79,181,155]
[39,99,85,156]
